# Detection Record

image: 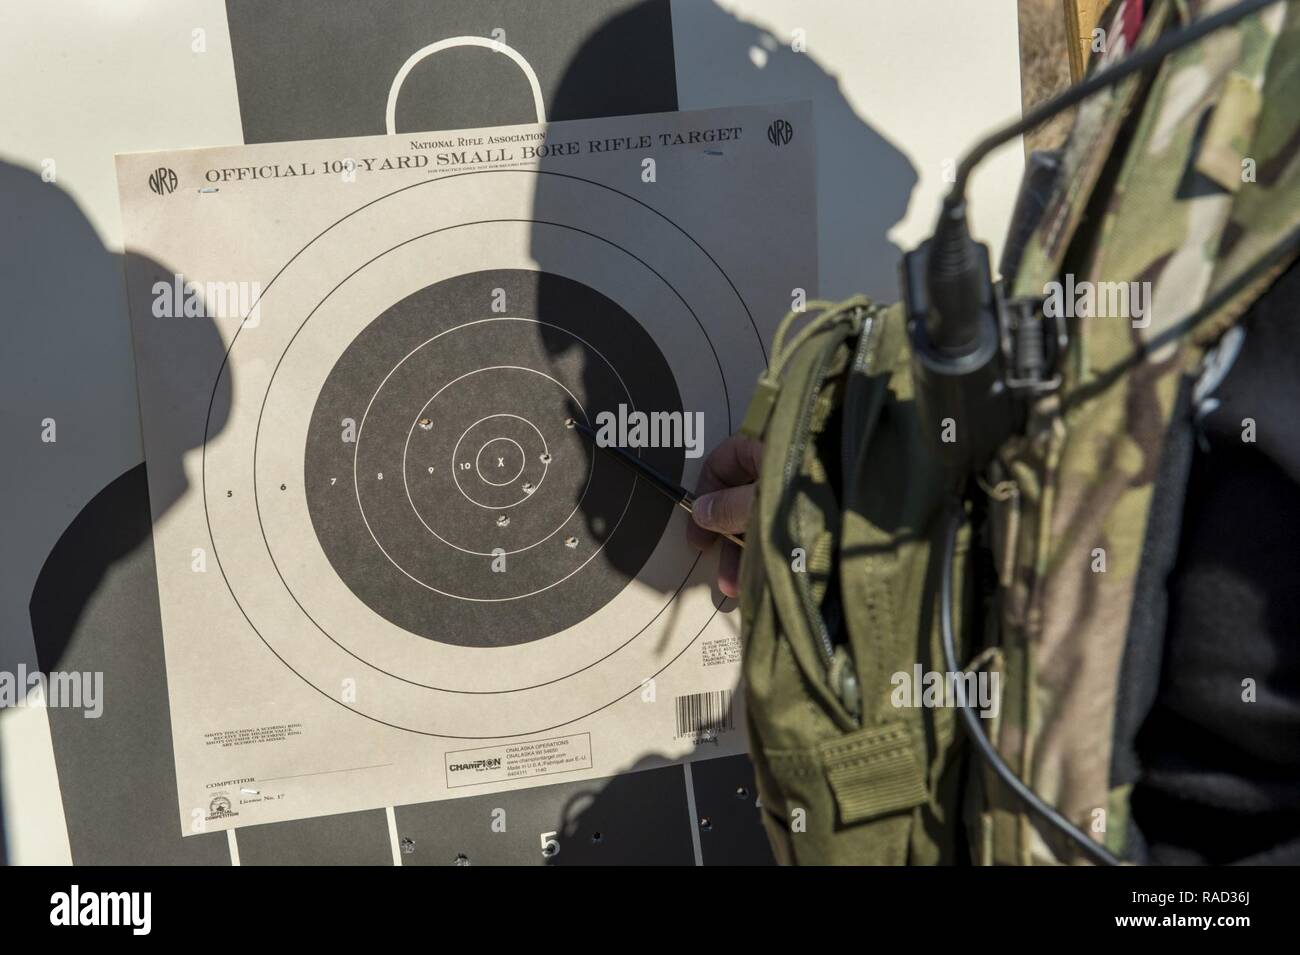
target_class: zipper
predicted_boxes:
[841,307,879,492]
[781,326,848,670]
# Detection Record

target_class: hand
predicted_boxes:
[686,435,763,598]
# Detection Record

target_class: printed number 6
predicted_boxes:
[540,831,560,858]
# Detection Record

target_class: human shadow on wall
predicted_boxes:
[525,0,915,858]
[527,0,916,619]
[27,248,233,672]
[1,159,232,864]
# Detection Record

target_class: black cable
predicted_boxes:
[938,500,1123,866]
[949,0,1285,203]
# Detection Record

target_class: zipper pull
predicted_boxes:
[828,645,862,723]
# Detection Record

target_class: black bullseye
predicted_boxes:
[304,269,682,648]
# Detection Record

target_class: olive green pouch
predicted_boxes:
[738,298,967,865]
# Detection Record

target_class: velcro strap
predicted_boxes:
[819,721,929,825]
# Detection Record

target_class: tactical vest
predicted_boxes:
[737,0,1300,865]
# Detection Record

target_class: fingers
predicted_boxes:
[685,436,761,598]
[717,540,742,599]
[687,435,763,551]
[685,511,718,551]
[693,435,764,499]
[692,483,755,535]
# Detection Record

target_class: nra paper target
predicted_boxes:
[116,103,814,832]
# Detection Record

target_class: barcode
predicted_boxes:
[674,690,735,739]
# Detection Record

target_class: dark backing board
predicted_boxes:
[224,0,679,142]
[235,808,393,866]
[691,753,775,866]
[394,762,697,866]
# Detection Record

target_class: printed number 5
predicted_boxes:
[540,831,560,858]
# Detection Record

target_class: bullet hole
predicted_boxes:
[735,786,749,800]
[540,452,552,464]
[699,817,713,832]
[400,837,415,854]
[541,842,558,858]
[453,852,471,866]
[564,417,575,429]
[565,535,579,548]
[418,418,433,431]
[522,482,534,493]
[496,515,510,528]
[591,831,603,844]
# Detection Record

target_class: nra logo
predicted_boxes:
[148,167,178,195]
[766,119,793,147]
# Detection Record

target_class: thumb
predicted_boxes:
[692,484,755,536]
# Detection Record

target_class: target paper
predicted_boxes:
[116,103,815,832]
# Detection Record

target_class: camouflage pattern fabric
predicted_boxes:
[736,0,1300,866]
[990,0,1300,864]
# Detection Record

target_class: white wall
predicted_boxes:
[672,0,1025,299]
